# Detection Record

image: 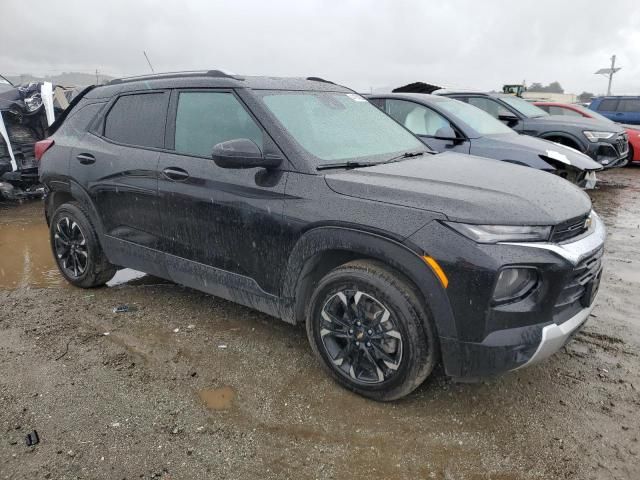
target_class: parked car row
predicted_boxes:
[38,72,606,400]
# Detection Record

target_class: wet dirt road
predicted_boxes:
[1,169,639,480]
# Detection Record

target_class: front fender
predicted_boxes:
[280,226,458,341]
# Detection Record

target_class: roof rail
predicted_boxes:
[108,70,242,86]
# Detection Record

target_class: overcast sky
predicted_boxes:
[3,0,639,95]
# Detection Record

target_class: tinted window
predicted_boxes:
[597,99,619,111]
[619,99,640,113]
[63,102,105,136]
[174,92,263,157]
[499,96,548,118]
[435,98,514,135]
[548,106,582,117]
[466,97,513,119]
[261,91,424,163]
[385,99,452,137]
[104,93,168,148]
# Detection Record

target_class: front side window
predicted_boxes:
[597,99,619,112]
[619,99,640,113]
[260,91,424,163]
[499,96,548,118]
[385,99,452,137]
[174,91,263,157]
[104,93,168,148]
[466,97,513,119]
[435,98,514,135]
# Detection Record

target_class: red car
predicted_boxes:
[534,102,640,165]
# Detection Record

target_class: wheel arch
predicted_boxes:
[280,226,458,342]
[539,131,586,152]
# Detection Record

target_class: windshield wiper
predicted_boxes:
[316,161,379,171]
[378,150,427,165]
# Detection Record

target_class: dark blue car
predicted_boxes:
[368,93,602,188]
[589,96,640,125]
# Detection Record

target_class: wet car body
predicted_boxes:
[39,72,605,397]
[535,101,640,165]
[437,91,629,169]
[368,93,602,187]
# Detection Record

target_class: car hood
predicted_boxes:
[324,152,592,225]
[480,133,603,171]
[530,115,625,132]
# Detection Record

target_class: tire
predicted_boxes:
[627,145,635,167]
[50,202,117,288]
[306,260,439,401]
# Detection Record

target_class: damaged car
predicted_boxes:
[0,75,70,199]
[368,93,602,188]
[40,72,605,400]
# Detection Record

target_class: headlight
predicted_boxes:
[443,222,551,243]
[493,267,538,304]
[24,94,43,112]
[583,131,615,142]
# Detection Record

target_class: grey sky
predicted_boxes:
[3,0,639,95]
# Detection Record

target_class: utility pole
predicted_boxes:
[595,55,621,96]
[95,69,99,85]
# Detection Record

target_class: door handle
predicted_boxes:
[162,167,190,181]
[76,153,95,165]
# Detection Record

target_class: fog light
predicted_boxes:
[493,268,538,304]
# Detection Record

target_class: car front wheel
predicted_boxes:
[306,260,438,401]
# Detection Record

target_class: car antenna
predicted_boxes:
[143,51,155,73]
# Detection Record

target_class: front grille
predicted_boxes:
[616,133,629,156]
[550,214,589,243]
[555,248,604,308]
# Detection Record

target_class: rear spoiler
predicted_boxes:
[47,85,96,136]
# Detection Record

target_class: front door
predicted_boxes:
[157,89,288,299]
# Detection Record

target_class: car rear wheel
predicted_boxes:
[306,260,438,401]
[50,202,117,288]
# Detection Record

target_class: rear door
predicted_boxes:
[75,90,169,275]
[593,98,619,122]
[157,89,288,296]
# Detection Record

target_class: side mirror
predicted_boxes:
[498,113,519,126]
[432,125,458,140]
[212,138,282,169]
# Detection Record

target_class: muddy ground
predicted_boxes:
[0,169,639,480]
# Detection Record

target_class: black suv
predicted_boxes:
[39,72,606,400]
[437,91,629,168]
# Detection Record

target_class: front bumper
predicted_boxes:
[409,213,606,379]
[586,134,629,168]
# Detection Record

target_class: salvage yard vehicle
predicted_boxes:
[39,72,606,400]
[436,91,629,169]
[534,101,640,166]
[589,96,640,126]
[368,93,602,188]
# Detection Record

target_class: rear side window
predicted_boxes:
[619,99,640,113]
[61,102,105,136]
[104,92,169,148]
[174,91,263,157]
[466,97,512,118]
[597,99,619,112]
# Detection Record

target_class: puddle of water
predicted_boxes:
[0,202,64,289]
[198,386,235,411]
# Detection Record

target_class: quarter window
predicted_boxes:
[619,99,640,113]
[104,93,168,148]
[174,92,263,157]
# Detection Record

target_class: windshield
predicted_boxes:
[260,91,425,164]
[436,98,514,135]
[500,96,549,118]
[573,104,614,124]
